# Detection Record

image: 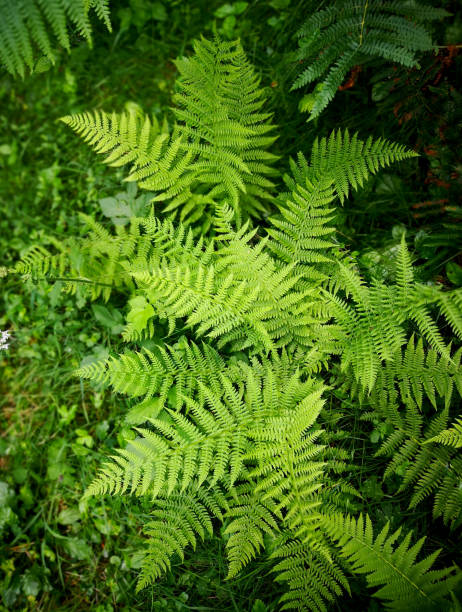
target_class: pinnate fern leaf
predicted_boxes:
[0,0,111,78]
[322,513,461,610]
[293,1,449,117]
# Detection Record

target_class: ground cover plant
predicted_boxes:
[1,1,462,611]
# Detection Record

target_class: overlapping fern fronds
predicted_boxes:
[267,130,416,283]
[138,487,229,590]
[374,404,462,529]
[16,35,462,611]
[425,416,462,449]
[61,37,278,226]
[85,366,353,608]
[76,340,247,415]
[325,236,462,391]
[293,1,449,118]
[0,0,111,78]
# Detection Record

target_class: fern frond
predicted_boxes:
[0,0,111,78]
[293,0,447,117]
[266,130,414,290]
[271,532,349,612]
[138,487,228,590]
[62,37,278,225]
[323,513,461,610]
[267,173,337,282]
[76,340,245,413]
[224,482,281,579]
[375,402,462,529]
[60,110,169,172]
[309,130,416,203]
[425,417,462,449]
[326,238,459,391]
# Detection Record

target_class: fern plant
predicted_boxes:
[14,36,462,611]
[0,0,111,78]
[292,1,449,118]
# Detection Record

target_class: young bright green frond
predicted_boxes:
[129,240,325,353]
[267,172,337,282]
[75,340,245,413]
[322,513,461,610]
[309,130,416,203]
[61,37,278,225]
[15,211,217,304]
[60,110,169,172]
[266,130,414,292]
[13,235,119,302]
[0,0,111,78]
[84,372,261,499]
[173,37,279,220]
[425,416,462,449]
[82,364,346,606]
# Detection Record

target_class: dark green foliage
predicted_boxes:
[323,513,461,610]
[375,403,462,529]
[293,0,449,118]
[0,0,111,77]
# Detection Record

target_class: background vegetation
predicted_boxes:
[1,1,461,610]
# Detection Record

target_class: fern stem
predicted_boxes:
[359,0,369,46]
[33,276,113,288]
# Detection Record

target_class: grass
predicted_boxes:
[1,0,461,610]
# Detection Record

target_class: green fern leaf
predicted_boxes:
[0,0,111,77]
[323,513,461,610]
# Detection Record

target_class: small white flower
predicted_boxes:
[0,330,11,350]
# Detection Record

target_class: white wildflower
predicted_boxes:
[0,330,10,350]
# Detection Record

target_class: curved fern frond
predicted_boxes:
[308,130,416,203]
[0,0,111,78]
[267,173,337,282]
[322,513,461,610]
[293,1,449,117]
[60,110,170,172]
[425,416,462,449]
[84,370,269,499]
